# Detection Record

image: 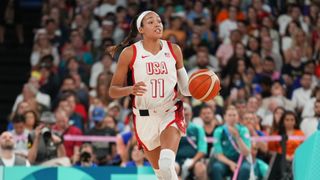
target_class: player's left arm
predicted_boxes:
[172,43,191,96]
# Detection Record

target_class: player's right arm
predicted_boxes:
[109,46,146,99]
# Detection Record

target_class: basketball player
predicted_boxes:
[109,11,191,180]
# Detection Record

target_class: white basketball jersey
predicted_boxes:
[128,40,178,109]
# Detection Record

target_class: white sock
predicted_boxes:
[158,149,178,180]
[154,169,164,180]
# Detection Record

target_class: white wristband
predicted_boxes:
[177,67,191,96]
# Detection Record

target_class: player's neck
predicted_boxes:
[141,39,162,55]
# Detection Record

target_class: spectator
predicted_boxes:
[115,6,130,33]
[260,36,283,72]
[56,75,89,111]
[303,60,318,88]
[246,7,259,35]
[89,53,116,89]
[312,16,320,48]
[246,36,260,57]
[246,97,260,114]
[163,15,186,48]
[12,83,50,114]
[216,29,242,68]
[302,86,320,118]
[24,110,39,132]
[278,4,308,36]
[250,53,263,76]
[188,48,217,76]
[215,1,245,25]
[62,56,90,86]
[44,18,62,47]
[11,115,30,158]
[187,44,219,72]
[284,28,313,63]
[268,111,304,161]
[252,0,270,21]
[89,72,114,106]
[261,81,295,120]
[70,14,93,46]
[12,77,51,113]
[253,56,281,83]
[251,143,269,179]
[8,101,31,131]
[291,73,313,113]
[281,21,300,52]
[191,17,215,46]
[0,132,30,166]
[52,110,83,159]
[176,103,207,180]
[94,20,124,47]
[103,115,119,133]
[281,47,304,93]
[242,112,265,137]
[73,143,97,167]
[218,6,238,42]
[242,112,268,162]
[183,33,202,60]
[93,0,118,21]
[262,16,280,50]
[300,99,320,138]
[264,106,286,134]
[125,144,151,167]
[30,29,60,67]
[193,105,218,158]
[67,30,93,65]
[209,106,251,180]
[86,107,116,165]
[28,112,66,165]
[107,102,125,132]
[186,1,210,29]
[37,56,61,100]
[64,90,88,126]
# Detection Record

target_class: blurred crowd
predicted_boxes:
[1,0,320,179]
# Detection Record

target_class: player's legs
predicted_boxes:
[158,126,181,180]
[144,146,166,180]
[160,126,181,152]
[144,146,161,169]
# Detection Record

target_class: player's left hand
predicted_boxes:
[131,81,147,96]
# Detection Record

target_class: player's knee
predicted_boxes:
[158,149,175,171]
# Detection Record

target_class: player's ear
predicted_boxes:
[138,27,144,34]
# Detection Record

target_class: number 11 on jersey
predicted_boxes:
[150,79,164,98]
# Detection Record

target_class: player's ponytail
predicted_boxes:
[108,14,140,59]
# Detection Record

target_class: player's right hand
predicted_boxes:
[131,81,147,96]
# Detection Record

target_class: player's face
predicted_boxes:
[139,12,163,39]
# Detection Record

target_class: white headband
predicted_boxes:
[136,11,153,31]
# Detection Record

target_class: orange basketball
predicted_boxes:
[188,69,220,102]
